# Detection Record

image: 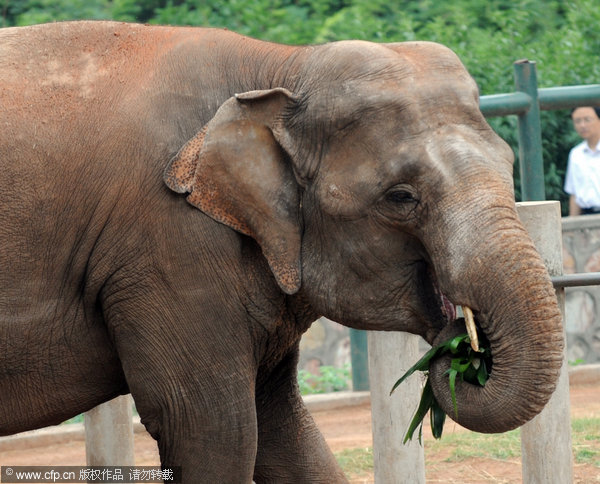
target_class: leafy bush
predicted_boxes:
[298,364,351,395]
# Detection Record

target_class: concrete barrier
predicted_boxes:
[368,332,425,484]
[517,201,573,484]
[83,395,135,466]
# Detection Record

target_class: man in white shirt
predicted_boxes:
[564,106,600,216]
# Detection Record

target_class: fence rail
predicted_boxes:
[552,272,600,288]
[480,83,600,117]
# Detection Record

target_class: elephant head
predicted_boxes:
[164,40,563,433]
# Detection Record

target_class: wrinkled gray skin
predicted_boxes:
[0,22,563,483]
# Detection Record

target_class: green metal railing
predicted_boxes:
[349,60,600,392]
[481,61,600,201]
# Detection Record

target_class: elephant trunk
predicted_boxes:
[427,207,564,434]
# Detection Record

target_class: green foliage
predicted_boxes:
[3,0,600,213]
[61,414,84,425]
[298,364,351,395]
[391,328,490,443]
[4,0,109,25]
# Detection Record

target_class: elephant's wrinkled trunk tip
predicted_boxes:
[428,295,563,434]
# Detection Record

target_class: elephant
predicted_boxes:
[0,21,563,483]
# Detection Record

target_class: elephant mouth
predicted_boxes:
[427,264,455,324]
[430,271,481,352]
[438,291,457,325]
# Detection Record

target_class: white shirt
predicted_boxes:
[564,140,600,208]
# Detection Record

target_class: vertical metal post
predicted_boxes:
[514,60,546,201]
[349,329,369,390]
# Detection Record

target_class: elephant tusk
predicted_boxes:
[463,306,479,352]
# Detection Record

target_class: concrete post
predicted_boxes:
[516,201,573,484]
[368,331,426,484]
[84,395,135,466]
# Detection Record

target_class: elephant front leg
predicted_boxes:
[107,309,260,482]
[125,361,259,483]
[253,354,348,483]
[153,400,258,483]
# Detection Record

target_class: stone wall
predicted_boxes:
[299,213,600,375]
[562,214,600,363]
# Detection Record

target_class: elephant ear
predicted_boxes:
[164,88,302,295]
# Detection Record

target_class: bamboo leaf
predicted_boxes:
[462,362,479,384]
[448,368,458,418]
[450,357,471,374]
[396,328,491,443]
[477,359,489,387]
[448,333,469,354]
[390,344,444,395]
[403,380,435,444]
[430,399,447,439]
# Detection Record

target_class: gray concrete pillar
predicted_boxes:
[368,331,426,484]
[84,395,135,466]
[517,201,573,484]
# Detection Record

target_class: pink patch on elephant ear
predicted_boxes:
[186,172,301,294]
[163,126,207,193]
[261,245,301,295]
[186,182,254,239]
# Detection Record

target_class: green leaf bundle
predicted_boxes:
[391,330,491,444]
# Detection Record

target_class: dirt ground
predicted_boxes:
[1,383,599,483]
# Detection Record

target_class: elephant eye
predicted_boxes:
[379,185,420,222]
[385,188,417,204]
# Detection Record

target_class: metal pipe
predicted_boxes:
[349,329,370,391]
[539,84,600,111]
[480,85,600,116]
[513,60,546,202]
[551,272,600,288]
[479,92,531,117]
